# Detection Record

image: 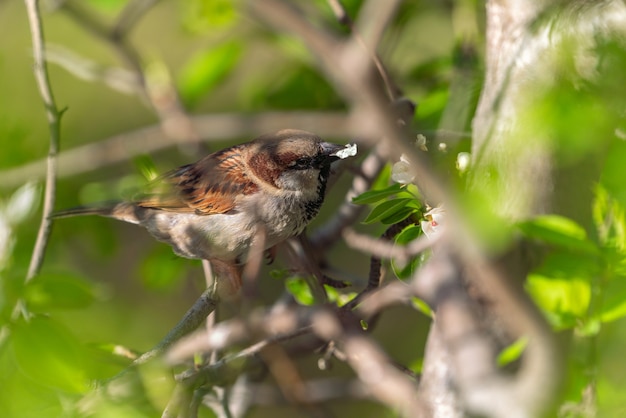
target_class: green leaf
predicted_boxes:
[178,41,243,107]
[352,183,404,205]
[391,225,424,280]
[24,272,96,311]
[497,337,528,367]
[285,277,314,306]
[593,185,626,250]
[518,215,599,254]
[525,274,591,330]
[533,250,600,280]
[410,297,433,318]
[363,198,414,224]
[395,224,422,245]
[599,276,626,323]
[11,316,89,393]
[380,207,415,225]
[325,286,358,307]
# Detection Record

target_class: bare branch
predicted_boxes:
[24,0,62,282]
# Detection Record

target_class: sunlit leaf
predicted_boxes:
[285,277,314,306]
[410,297,433,318]
[352,183,404,205]
[497,336,528,367]
[526,274,591,330]
[11,316,89,393]
[518,215,599,254]
[324,285,357,307]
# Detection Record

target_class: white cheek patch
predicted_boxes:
[333,143,358,159]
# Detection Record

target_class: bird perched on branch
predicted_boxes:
[54,129,357,294]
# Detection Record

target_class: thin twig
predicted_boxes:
[24,0,62,282]
[325,0,401,101]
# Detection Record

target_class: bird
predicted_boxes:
[54,129,357,294]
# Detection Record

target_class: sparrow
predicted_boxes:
[54,129,357,293]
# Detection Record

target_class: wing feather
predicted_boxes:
[136,146,258,215]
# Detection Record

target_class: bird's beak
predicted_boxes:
[321,142,358,161]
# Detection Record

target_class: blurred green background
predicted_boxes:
[4,0,626,417]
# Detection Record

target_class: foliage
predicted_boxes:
[3,0,626,417]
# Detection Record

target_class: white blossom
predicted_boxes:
[456,152,471,173]
[391,154,415,184]
[421,206,445,239]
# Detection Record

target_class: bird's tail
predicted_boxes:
[52,202,142,225]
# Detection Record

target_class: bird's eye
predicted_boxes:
[289,157,313,170]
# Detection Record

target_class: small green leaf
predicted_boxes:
[593,185,626,250]
[380,207,415,225]
[525,274,591,329]
[518,215,599,254]
[410,297,433,318]
[11,316,88,393]
[497,337,528,367]
[391,225,424,279]
[352,183,404,205]
[363,198,414,224]
[178,41,244,107]
[324,286,357,307]
[395,224,422,245]
[24,272,96,311]
[285,277,314,306]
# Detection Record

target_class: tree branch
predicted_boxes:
[24,0,62,282]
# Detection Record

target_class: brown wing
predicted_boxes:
[136,145,258,215]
